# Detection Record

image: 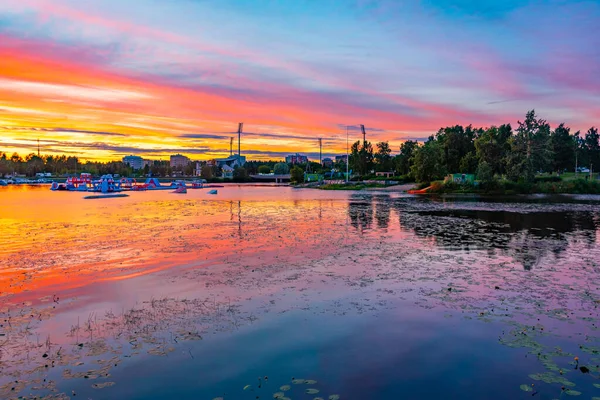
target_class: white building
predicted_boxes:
[212,154,246,169]
[123,155,144,170]
[194,161,202,177]
[221,164,234,179]
[170,154,190,169]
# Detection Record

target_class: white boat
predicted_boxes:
[0,180,7,186]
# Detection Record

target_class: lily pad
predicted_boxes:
[565,390,581,396]
[92,382,115,389]
[280,385,291,391]
[520,384,533,392]
[307,388,320,394]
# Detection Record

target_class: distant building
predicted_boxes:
[322,158,333,168]
[213,154,246,169]
[170,154,190,169]
[194,161,203,177]
[123,155,144,170]
[335,155,348,164]
[142,159,153,169]
[285,153,308,164]
[376,172,394,178]
[221,164,235,179]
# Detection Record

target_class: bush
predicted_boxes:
[273,163,289,175]
[534,176,562,183]
[369,175,414,182]
[233,167,249,181]
[290,166,304,183]
[258,165,271,174]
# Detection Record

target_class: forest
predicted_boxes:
[349,110,599,187]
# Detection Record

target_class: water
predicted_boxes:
[1,185,600,399]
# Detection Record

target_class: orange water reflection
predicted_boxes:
[0,185,365,301]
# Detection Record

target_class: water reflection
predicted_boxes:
[348,199,373,232]
[375,198,391,229]
[229,200,242,237]
[347,194,600,270]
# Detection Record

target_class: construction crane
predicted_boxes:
[237,122,243,157]
[360,124,366,145]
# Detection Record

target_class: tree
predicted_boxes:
[410,140,446,183]
[350,140,374,176]
[233,167,248,181]
[258,165,271,174]
[290,165,304,183]
[506,110,551,182]
[476,161,495,185]
[374,141,392,172]
[394,140,418,176]
[200,165,213,180]
[574,131,587,171]
[585,127,600,171]
[273,162,289,175]
[550,123,574,172]
[25,153,44,176]
[436,125,476,173]
[475,124,512,175]
[459,152,478,174]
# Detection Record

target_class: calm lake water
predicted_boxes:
[1,185,600,399]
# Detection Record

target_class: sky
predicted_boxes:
[0,0,599,161]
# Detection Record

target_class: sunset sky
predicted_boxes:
[1,0,599,161]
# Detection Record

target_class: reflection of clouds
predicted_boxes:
[347,196,600,270]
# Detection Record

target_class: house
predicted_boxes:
[376,172,394,178]
[221,164,234,179]
[322,158,333,168]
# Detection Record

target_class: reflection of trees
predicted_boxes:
[396,208,598,270]
[229,200,242,238]
[375,198,391,229]
[348,196,374,232]
[346,195,599,270]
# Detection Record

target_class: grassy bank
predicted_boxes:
[318,182,389,190]
[426,178,600,195]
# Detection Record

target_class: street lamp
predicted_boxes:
[346,125,349,183]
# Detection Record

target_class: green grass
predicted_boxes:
[319,183,388,190]
[426,178,600,195]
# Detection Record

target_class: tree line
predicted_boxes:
[348,110,599,183]
[0,153,180,178]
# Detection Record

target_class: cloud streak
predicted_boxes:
[0,0,598,160]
